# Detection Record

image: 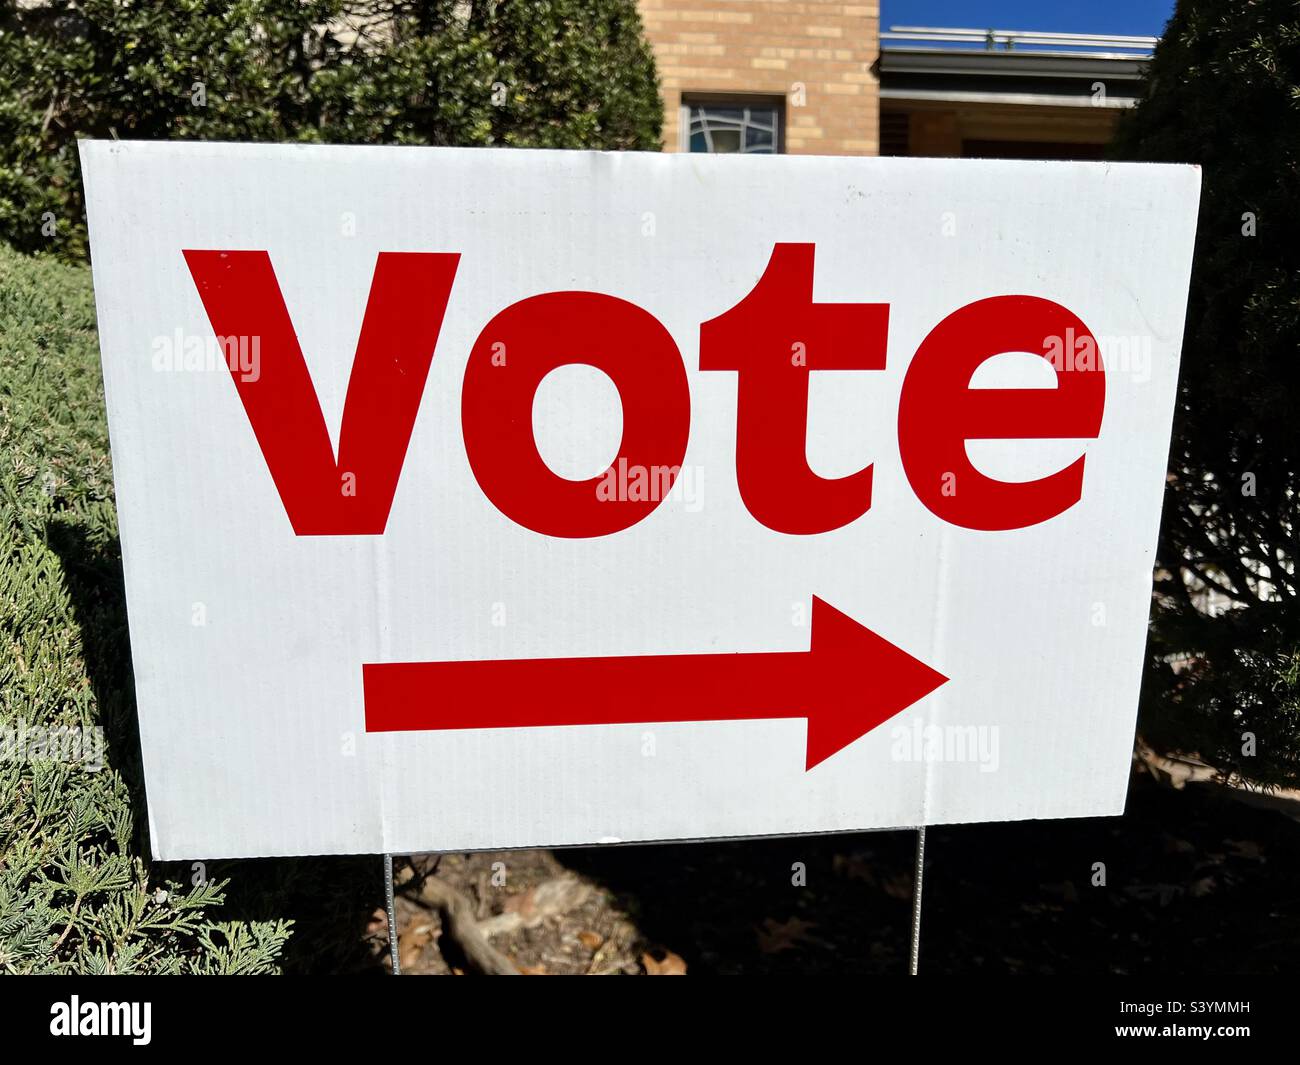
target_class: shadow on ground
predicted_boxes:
[395,772,1300,975]
[567,773,1300,974]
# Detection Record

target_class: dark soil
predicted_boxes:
[378,770,1300,975]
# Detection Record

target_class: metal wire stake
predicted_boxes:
[909,827,926,976]
[384,853,400,976]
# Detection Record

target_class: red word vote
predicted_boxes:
[183,243,1104,538]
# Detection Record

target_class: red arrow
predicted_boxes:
[363,597,948,770]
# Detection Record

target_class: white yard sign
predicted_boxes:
[80,141,1199,859]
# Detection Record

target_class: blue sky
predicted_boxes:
[881,1,1176,38]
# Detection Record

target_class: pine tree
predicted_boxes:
[1111,0,1300,786]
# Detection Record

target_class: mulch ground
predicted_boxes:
[369,769,1300,975]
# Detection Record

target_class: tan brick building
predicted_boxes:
[637,1,881,156]
[636,9,1156,162]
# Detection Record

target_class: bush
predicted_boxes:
[0,245,388,972]
[0,0,662,973]
[1111,0,1300,786]
[0,246,275,971]
[0,0,663,260]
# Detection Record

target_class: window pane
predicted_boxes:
[709,128,743,153]
[687,104,779,154]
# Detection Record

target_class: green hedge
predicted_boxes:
[0,247,387,972]
[0,0,663,261]
[0,0,664,973]
[0,246,283,971]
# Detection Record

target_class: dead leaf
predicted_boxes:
[881,873,912,900]
[517,962,548,976]
[481,877,592,937]
[503,887,540,920]
[833,853,875,885]
[642,949,687,975]
[1041,880,1079,904]
[577,930,603,951]
[1225,839,1264,861]
[1123,882,1183,906]
[399,922,434,969]
[756,916,818,954]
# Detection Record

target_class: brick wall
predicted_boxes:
[637,1,880,155]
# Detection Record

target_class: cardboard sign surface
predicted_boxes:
[80,141,1199,859]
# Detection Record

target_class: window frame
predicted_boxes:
[678,93,787,155]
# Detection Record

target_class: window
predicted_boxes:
[682,97,783,154]
[879,111,911,156]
